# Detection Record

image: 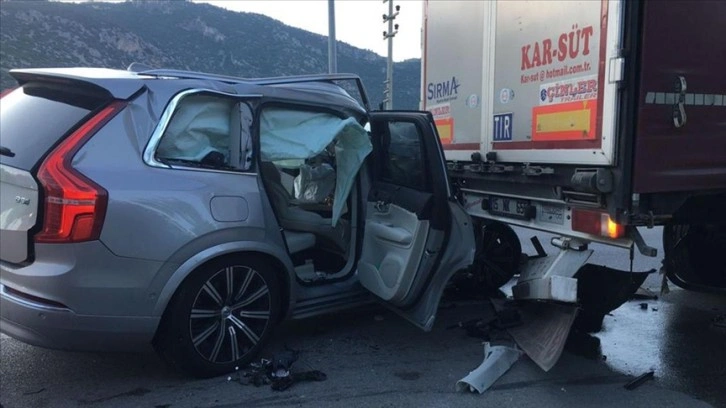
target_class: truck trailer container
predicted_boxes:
[422,0,726,299]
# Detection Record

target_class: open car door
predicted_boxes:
[357,111,475,331]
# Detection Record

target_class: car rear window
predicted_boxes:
[0,83,109,171]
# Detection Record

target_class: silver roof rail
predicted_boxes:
[137,69,370,110]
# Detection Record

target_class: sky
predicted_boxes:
[199,1,423,61]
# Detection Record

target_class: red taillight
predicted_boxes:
[571,208,625,239]
[35,101,126,243]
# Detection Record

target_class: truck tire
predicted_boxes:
[473,221,523,290]
[664,223,726,293]
[154,255,282,378]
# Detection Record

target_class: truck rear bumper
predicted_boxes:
[511,276,578,303]
[0,284,158,352]
[512,246,593,303]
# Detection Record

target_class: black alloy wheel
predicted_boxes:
[189,264,273,364]
[155,256,281,378]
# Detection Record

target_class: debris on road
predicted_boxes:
[452,299,577,373]
[456,342,522,394]
[454,297,580,394]
[640,303,649,310]
[271,349,299,379]
[448,317,495,340]
[631,286,659,300]
[713,315,726,329]
[448,312,521,341]
[624,371,655,390]
[234,349,326,391]
[502,300,578,372]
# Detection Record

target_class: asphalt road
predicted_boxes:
[1,227,724,408]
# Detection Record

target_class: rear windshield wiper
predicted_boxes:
[0,146,15,157]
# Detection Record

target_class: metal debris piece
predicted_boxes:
[456,342,522,394]
[624,371,655,390]
[640,303,648,310]
[271,349,299,379]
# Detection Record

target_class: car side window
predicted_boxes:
[380,121,428,191]
[156,93,253,171]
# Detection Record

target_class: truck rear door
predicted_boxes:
[631,0,726,193]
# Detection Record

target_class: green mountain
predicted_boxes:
[0,0,421,109]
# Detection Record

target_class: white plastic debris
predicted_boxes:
[456,342,522,394]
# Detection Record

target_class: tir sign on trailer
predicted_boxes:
[422,0,621,166]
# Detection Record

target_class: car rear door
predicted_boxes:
[357,111,475,330]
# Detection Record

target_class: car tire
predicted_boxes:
[475,221,522,290]
[154,255,281,378]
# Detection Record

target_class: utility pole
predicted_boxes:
[382,0,399,110]
[328,0,337,73]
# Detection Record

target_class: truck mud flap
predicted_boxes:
[574,264,654,332]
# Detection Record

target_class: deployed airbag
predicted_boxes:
[260,108,371,226]
[157,95,233,163]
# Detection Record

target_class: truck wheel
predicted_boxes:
[154,255,281,378]
[473,221,522,290]
[664,223,726,292]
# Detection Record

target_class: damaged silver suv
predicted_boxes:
[0,67,474,377]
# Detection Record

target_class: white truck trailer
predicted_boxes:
[421,0,726,322]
